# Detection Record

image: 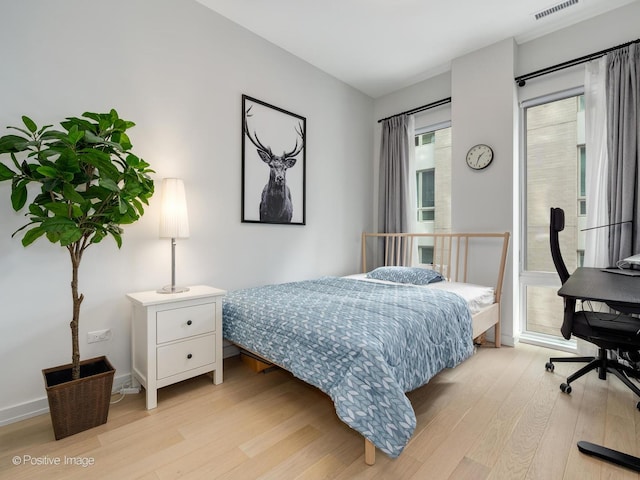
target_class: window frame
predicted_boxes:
[519,86,584,352]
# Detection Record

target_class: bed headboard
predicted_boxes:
[361,232,510,302]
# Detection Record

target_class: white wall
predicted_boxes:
[372,1,640,346]
[450,39,516,345]
[0,0,374,424]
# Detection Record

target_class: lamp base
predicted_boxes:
[157,285,190,294]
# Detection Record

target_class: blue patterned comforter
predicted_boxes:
[222,276,474,457]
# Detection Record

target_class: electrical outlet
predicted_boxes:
[87,329,112,344]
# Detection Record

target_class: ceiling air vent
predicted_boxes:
[535,0,579,20]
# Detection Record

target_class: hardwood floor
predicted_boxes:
[2,343,640,479]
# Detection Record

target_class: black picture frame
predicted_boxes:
[241,95,306,225]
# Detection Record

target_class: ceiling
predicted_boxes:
[195,0,638,98]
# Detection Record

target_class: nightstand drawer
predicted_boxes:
[156,303,215,343]
[157,334,215,379]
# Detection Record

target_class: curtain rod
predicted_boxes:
[515,38,639,87]
[377,97,451,123]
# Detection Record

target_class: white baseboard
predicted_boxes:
[2,348,241,427]
[480,329,515,348]
[500,334,515,347]
[0,372,133,427]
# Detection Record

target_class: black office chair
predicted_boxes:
[545,207,640,408]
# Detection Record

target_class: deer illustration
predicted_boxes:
[244,106,304,223]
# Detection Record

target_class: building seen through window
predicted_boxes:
[414,124,451,266]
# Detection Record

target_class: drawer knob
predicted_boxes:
[187,353,193,359]
[186,320,192,326]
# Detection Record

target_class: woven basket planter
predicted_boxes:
[43,356,115,440]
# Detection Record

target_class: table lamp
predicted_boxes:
[158,178,190,293]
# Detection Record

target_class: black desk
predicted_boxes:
[558,267,640,313]
[558,267,640,472]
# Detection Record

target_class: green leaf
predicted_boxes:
[81,112,101,122]
[45,231,61,243]
[37,124,53,136]
[68,128,84,146]
[0,163,15,181]
[80,150,119,180]
[28,203,45,217]
[83,130,103,144]
[22,226,45,246]
[61,117,94,134]
[131,198,144,215]
[36,166,58,178]
[11,183,27,210]
[99,178,119,192]
[0,134,30,154]
[62,183,86,204]
[70,205,83,217]
[43,201,81,218]
[56,149,81,174]
[114,132,132,151]
[40,216,76,234]
[59,226,83,246]
[22,116,37,133]
[110,230,122,249]
[118,196,128,214]
[43,202,68,216]
[125,154,140,168]
[90,230,106,244]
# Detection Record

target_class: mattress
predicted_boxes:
[345,273,495,315]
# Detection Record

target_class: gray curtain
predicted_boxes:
[607,43,640,265]
[378,115,411,233]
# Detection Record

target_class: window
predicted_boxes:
[520,89,585,347]
[578,145,586,215]
[416,169,435,221]
[418,245,434,264]
[415,131,435,146]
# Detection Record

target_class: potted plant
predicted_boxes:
[0,109,154,439]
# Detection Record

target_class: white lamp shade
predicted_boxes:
[159,178,190,239]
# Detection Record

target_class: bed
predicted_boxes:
[222,232,510,465]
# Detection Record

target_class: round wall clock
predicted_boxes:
[466,144,493,170]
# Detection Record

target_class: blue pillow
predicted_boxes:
[366,266,444,285]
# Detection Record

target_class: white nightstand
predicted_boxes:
[126,285,226,409]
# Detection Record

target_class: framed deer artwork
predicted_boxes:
[241,95,306,225]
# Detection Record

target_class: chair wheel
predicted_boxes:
[545,362,555,372]
[637,401,640,411]
[560,383,572,394]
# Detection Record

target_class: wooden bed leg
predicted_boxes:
[494,320,501,348]
[365,438,376,465]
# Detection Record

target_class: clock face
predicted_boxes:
[466,144,493,170]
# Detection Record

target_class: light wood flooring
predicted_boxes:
[2,342,640,480]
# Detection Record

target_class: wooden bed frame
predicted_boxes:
[360,231,510,464]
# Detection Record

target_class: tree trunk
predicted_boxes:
[69,247,84,380]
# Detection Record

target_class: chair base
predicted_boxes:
[547,348,640,405]
[578,441,640,472]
